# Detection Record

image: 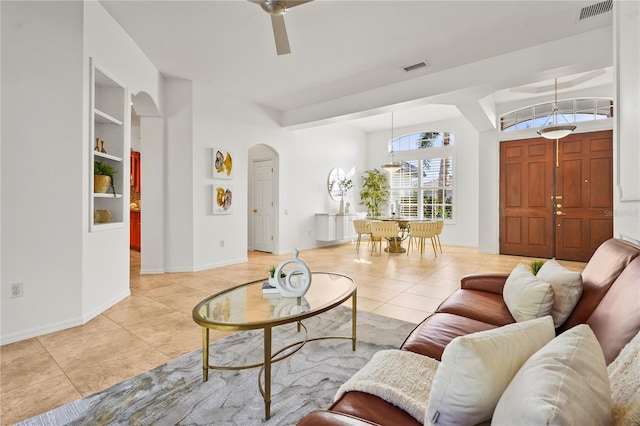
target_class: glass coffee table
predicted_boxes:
[192,272,357,420]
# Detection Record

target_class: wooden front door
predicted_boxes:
[499,131,613,262]
[500,138,555,259]
[555,131,613,260]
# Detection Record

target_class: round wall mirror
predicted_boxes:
[327,167,345,201]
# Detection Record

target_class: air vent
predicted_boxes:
[578,0,613,20]
[402,61,428,73]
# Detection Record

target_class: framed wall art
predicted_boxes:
[212,148,233,180]
[212,184,233,214]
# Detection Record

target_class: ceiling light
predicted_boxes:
[382,112,402,173]
[537,78,576,140]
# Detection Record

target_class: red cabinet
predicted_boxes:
[131,151,141,192]
[130,211,140,251]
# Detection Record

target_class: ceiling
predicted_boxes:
[100,0,614,132]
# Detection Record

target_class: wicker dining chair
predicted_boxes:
[370,220,400,255]
[407,221,438,258]
[434,219,444,253]
[352,219,371,252]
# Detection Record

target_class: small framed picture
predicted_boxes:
[212,148,233,180]
[212,184,233,214]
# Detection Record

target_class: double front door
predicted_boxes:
[499,131,613,262]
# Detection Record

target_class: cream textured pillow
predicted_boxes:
[425,316,555,426]
[536,258,583,327]
[503,263,555,322]
[492,324,612,426]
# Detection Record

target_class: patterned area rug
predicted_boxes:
[20,307,416,425]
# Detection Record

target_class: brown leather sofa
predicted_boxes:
[299,238,640,426]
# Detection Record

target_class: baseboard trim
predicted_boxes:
[0,290,130,345]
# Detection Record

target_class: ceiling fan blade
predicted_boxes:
[286,0,313,9]
[271,14,291,55]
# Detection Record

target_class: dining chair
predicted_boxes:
[370,220,400,255]
[407,221,438,258]
[352,219,371,252]
[434,220,444,253]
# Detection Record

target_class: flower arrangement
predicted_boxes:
[337,177,353,197]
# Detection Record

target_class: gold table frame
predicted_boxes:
[192,273,357,420]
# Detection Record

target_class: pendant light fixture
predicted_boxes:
[537,78,576,140]
[382,112,401,173]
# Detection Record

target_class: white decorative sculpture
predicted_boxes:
[273,249,312,297]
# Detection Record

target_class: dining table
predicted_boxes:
[380,217,412,253]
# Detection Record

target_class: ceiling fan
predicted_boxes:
[249,0,313,55]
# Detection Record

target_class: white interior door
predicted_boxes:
[252,159,274,252]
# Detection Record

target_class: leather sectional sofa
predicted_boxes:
[298,238,640,425]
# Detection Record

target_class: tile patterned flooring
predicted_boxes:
[0,243,586,425]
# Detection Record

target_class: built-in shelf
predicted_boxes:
[94,151,123,162]
[89,58,129,232]
[93,193,123,199]
[94,108,123,125]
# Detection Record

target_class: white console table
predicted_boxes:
[316,213,365,242]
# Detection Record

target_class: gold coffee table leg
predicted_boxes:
[264,327,272,420]
[352,290,357,351]
[202,327,209,381]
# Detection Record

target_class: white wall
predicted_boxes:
[82,0,162,321]
[139,117,165,274]
[1,0,163,344]
[188,83,369,268]
[164,78,195,271]
[191,85,280,267]
[613,0,640,243]
[287,124,369,251]
[1,1,84,342]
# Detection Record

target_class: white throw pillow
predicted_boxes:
[492,324,612,426]
[503,263,555,322]
[536,258,583,327]
[425,316,555,426]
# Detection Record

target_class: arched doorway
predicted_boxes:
[130,91,161,274]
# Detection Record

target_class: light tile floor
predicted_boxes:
[0,242,585,425]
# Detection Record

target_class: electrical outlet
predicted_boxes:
[219,240,224,247]
[11,282,23,298]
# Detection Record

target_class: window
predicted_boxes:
[388,132,455,221]
[500,98,613,132]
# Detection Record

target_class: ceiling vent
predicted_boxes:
[578,0,613,20]
[402,61,428,73]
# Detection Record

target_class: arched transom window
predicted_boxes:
[500,98,613,132]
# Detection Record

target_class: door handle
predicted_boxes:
[556,211,566,216]
[253,209,258,213]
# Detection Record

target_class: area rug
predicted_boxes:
[20,307,417,426]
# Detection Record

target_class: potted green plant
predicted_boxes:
[359,169,389,218]
[94,161,118,197]
[529,259,545,275]
[268,266,286,287]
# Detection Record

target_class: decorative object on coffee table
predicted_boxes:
[274,249,312,297]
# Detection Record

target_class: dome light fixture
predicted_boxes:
[382,112,402,173]
[537,78,576,140]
